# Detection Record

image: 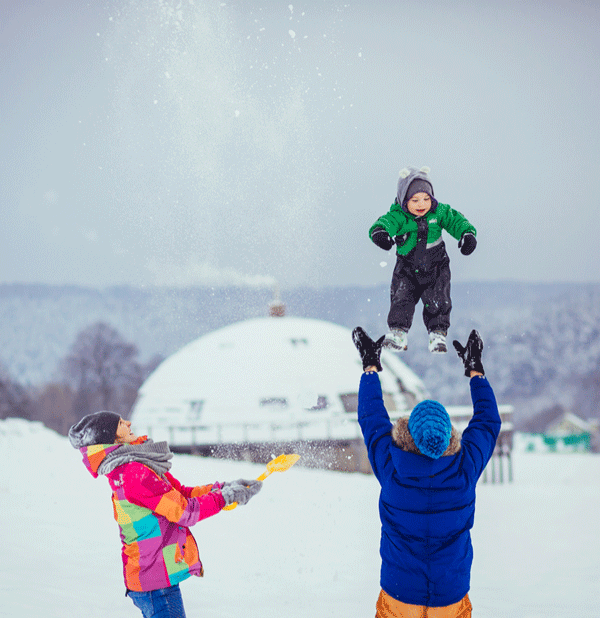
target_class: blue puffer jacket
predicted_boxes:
[358,372,501,607]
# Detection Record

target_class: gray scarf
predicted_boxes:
[97,439,173,478]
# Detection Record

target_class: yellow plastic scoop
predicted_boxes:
[222,453,301,511]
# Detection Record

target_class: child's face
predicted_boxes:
[406,192,432,217]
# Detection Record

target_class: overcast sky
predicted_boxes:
[1,0,599,289]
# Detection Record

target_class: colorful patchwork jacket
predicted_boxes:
[80,443,225,591]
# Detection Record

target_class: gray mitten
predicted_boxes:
[221,480,262,506]
[222,478,255,488]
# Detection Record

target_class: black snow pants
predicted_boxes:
[388,242,452,334]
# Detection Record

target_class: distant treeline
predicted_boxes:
[0,321,162,435]
[0,282,599,433]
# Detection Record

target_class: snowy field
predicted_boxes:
[1,418,598,618]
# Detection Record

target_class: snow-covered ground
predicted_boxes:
[1,418,598,617]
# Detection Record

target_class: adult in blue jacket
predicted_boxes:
[352,328,501,618]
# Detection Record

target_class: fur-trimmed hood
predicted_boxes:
[392,416,462,457]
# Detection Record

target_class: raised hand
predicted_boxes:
[352,327,385,372]
[452,329,485,377]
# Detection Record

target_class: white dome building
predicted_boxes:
[130,314,429,459]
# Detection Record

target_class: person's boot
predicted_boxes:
[428,331,447,354]
[384,329,408,351]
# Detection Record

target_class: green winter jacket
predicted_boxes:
[369,203,476,256]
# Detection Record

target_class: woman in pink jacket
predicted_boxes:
[69,412,261,617]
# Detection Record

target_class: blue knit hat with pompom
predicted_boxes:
[408,400,452,459]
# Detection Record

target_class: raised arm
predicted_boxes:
[353,327,394,482]
[453,330,501,478]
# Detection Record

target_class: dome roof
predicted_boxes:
[130,316,429,442]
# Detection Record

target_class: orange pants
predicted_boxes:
[375,589,472,618]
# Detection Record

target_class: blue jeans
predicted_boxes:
[127,584,187,618]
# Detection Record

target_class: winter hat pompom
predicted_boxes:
[399,166,430,179]
[408,400,452,459]
[68,411,121,449]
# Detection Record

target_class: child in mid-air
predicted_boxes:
[370,166,477,353]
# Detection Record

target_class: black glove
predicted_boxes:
[452,329,485,377]
[458,233,477,255]
[394,233,409,247]
[352,327,385,371]
[221,480,262,506]
[371,227,394,251]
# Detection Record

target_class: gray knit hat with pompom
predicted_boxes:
[396,166,437,209]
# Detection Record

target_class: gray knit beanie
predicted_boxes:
[68,411,121,449]
[396,166,436,208]
[405,178,434,203]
